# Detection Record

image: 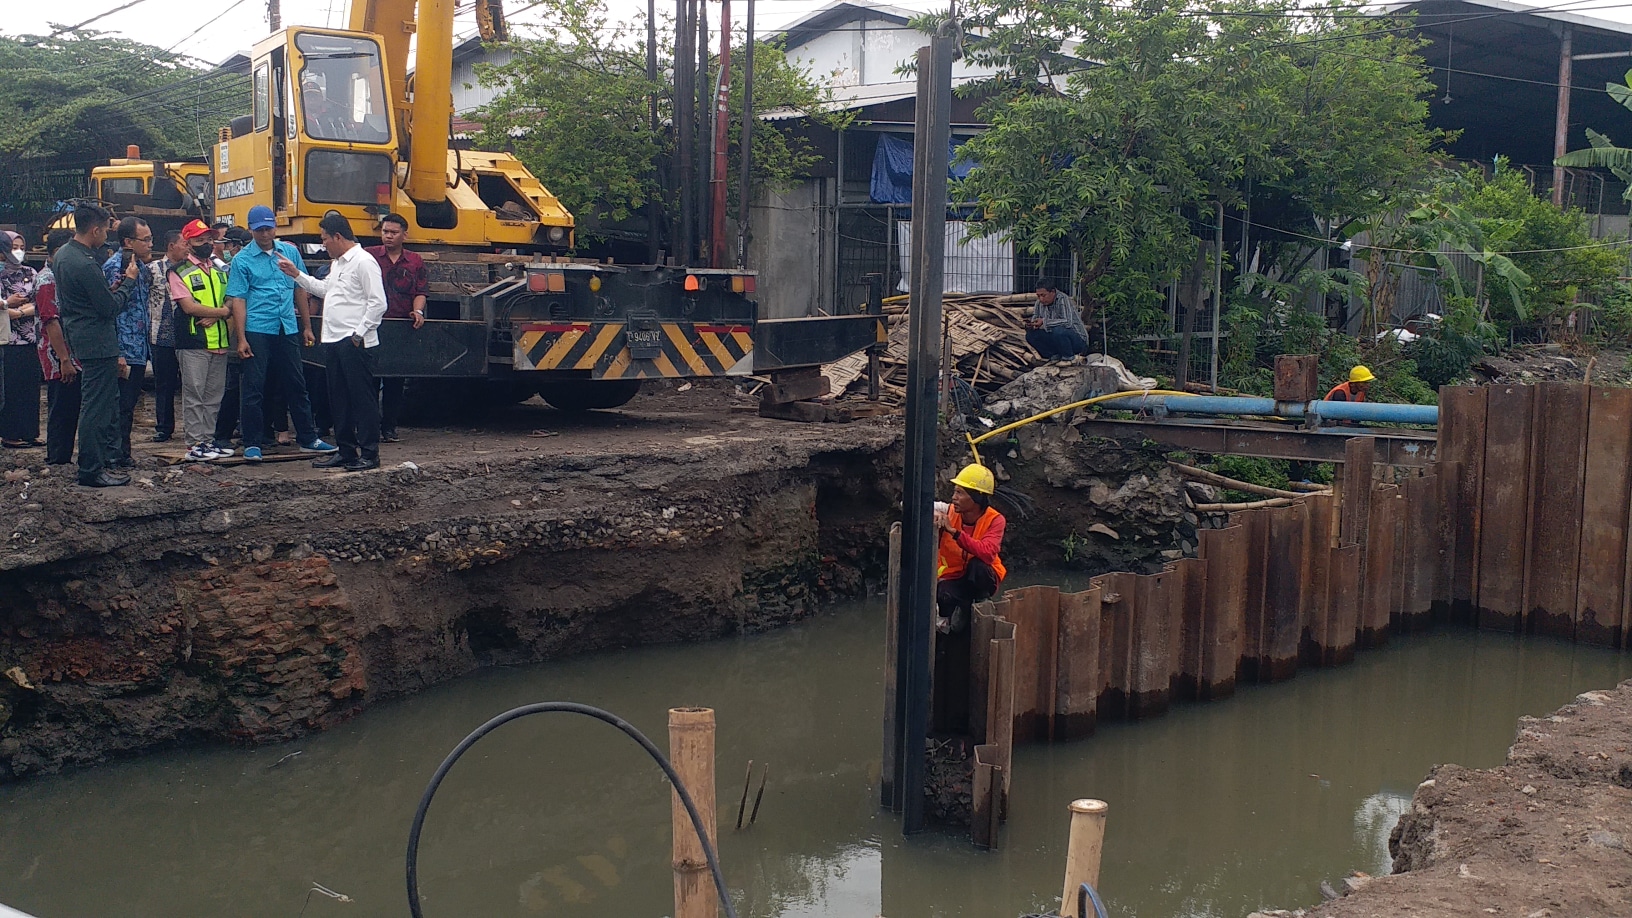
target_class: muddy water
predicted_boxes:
[3,599,1631,918]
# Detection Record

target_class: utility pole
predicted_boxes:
[268,0,281,30]
[647,0,661,263]
[709,0,731,267]
[675,0,694,265]
[894,26,954,838]
[736,0,755,269]
[696,1,710,263]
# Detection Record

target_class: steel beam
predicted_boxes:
[1071,417,1438,466]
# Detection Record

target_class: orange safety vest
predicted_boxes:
[1325,381,1367,403]
[937,506,1007,583]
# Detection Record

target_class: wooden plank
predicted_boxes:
[1235,509,1272,684]
[1260,502,1307,681]
[1197,525,1246,699]
[1400,470,1439,627]
[1326,543,1361,665]
[1054,587,1102,739]
[1525,382,1590,638]
[1361,483,1399,646]
[1579,387,1632,646]
[1437,386,1488,619]
[1302,493,1335,664]
[1477,384,1536,632]
[1341,437,1375,548]
[1171,557,1208,701]
[1128,570,1175,718]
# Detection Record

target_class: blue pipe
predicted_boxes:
[1096,393,1438,426]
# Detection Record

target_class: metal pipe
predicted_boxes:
[669,707,718,918]
[709,0,731,267]
[736,0,755,268]
[1059,799,1109,917]
[1097,393,1438,426]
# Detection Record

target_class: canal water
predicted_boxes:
[3,597,1630,918]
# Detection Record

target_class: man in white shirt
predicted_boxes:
[277,211,388,471]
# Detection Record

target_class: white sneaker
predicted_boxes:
[185,442,222,462]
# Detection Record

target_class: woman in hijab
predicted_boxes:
[1,230,42,448]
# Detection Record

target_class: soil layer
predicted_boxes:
[1285,679,1632,917]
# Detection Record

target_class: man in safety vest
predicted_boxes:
[933,462,1008,731]
[1326,365,1373,403]
[171,219,234,461]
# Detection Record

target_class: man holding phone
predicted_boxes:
[55,204,141,487]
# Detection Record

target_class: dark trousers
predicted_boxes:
[241,332,318,450]
[76,356,120,479]
[1,343,42,442]
[380,377,405,434]
[932,560,1001,735]
[116,362,147,461]
[45,377,81,465]
[215,359,241,444]
[150,345,179,437]
[325,341,380,461]
[1026,326,1089,359]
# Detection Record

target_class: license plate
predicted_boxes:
[626,325,663,357]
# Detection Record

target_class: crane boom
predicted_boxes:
[348,0,454,216]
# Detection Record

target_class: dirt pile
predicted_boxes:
[1266,680,1632,918]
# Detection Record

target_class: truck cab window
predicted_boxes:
[253,63,270,132]
[294,33,391,145]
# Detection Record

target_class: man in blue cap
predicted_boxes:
[224,205,337,461]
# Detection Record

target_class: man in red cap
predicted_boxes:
[170,219,234,461]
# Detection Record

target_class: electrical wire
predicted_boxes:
[46,0,160,36]
[405,702,738,918]
[1222,209,1632,255]
[164,0,255,53]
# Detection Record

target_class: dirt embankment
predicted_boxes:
[0,388,905,780]
[1264,680,1632,918]
[0,383,1192,780]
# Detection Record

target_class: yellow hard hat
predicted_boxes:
[1349,365,1376,384]
[950,463,995,495]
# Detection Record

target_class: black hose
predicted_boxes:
[406,702,738,918]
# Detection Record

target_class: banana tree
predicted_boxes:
[1556,70,1632,200]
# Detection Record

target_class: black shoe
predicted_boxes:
[312,454,352,469]
[110,457,136,469]
[151,432,172,443]
[343,457,380,472]
[78,471,131,488]
[380,430,400,443]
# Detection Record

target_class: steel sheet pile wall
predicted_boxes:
[1442,382,1632,645]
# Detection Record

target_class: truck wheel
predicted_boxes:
[538,379,642,412]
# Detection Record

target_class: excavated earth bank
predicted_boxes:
[1264,679,1632,918]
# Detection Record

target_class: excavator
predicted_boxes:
[196,0,880,410]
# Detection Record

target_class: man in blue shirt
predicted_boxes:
[225,205,336,461]
[102,217,153,467]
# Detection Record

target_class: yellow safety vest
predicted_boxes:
[174,261,230,350]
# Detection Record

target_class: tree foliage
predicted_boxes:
[947,0,1445,339]
[473,0,842,231]
[1556,68,1632,196]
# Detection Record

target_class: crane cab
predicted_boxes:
[213,28,397,239]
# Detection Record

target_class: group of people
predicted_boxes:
[0,202,430,487]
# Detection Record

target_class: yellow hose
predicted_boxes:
[966,389,1197,459]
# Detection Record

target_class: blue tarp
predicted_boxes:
[869,134,976,204]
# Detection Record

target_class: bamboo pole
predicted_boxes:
[1168,461,1327,500]
[1195,498,1297,511]
[1060,798,1110,917]
[670,707,718,918]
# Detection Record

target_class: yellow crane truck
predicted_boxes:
[192,0,878,411]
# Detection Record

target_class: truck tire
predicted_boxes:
[538,379,642,412]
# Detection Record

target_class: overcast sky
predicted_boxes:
[9,0,1632,67]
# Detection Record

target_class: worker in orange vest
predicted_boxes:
[936,463,1008,632]
[933,462,1008,732]
[1326,365,1374,403]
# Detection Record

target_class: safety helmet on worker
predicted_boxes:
[950,463,995,495]
[1349,365,1376,384]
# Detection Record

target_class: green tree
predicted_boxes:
[947,0,1444,345]
[473,0,842,233]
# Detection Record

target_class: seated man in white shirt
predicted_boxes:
[276,211,388,471]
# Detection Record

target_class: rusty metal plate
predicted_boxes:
[1054,587,1102,738]
[1526,382,1589,638]
[1197,525,1246,700]
[1578,387,1632,646]
[1438,387,1488,612]
[1401,470,1439,626]
[1302,493,1335,664]
[1477,385,1535,632]
[1261,502,1308,682]
[1362,483,1399,646]
[1070,418,1438,466]
[1094,572,1134,721]
[1236,509,1272,683]
[1326,543,1361,665]
[1341,436,1376,548]
[1171,557,1208,702]
[998,585,1056,744]
[1127,569,1175,718]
